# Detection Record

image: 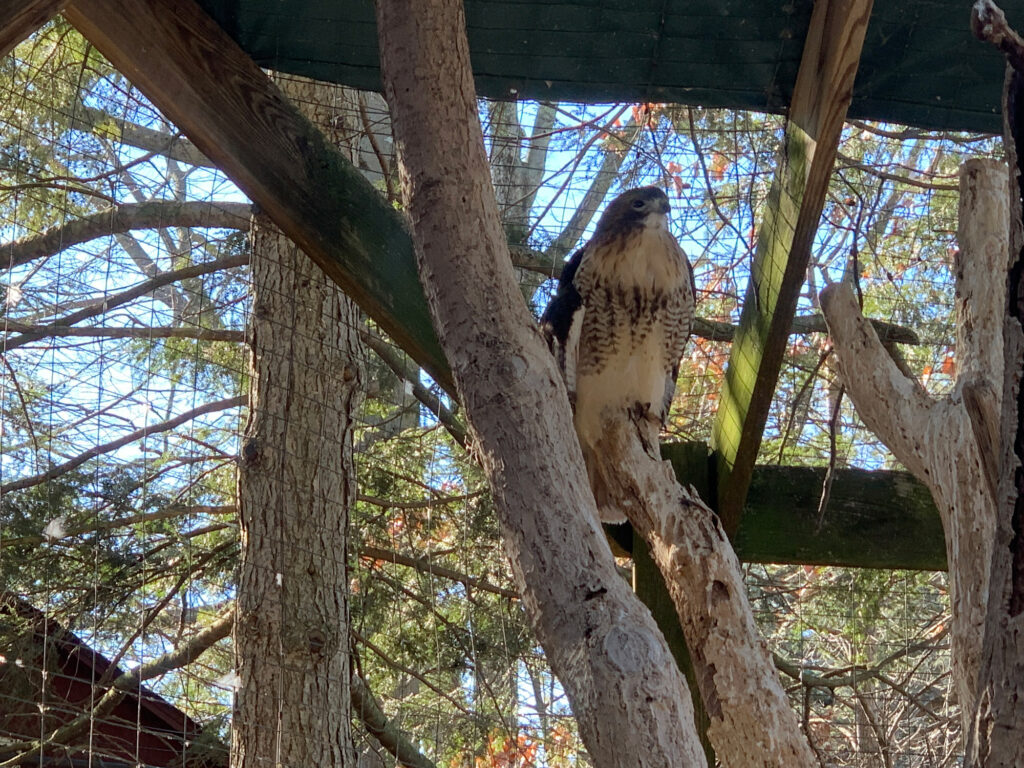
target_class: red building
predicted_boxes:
[1,594,226,768]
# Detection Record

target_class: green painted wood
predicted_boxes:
[194,0,1009,134]
[711,0,874,536]
[660,442,946,571]
[738,464,946,571]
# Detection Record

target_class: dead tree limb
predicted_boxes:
[375,0,708,764]
[592,414,818,766]
[820,157,1007,731]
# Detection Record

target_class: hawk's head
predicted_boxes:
[594,186,671,239]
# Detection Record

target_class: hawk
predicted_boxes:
[540,186,695,524]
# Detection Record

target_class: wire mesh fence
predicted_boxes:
[1,17,1000,768]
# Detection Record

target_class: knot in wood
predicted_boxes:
[241,438,261,466]
[496,354,528,382]
[603,623,660,674]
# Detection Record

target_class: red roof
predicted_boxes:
[1,594,225,768]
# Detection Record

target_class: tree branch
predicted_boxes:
[2,200,251,271]
[592,414,817,766]
[351,676,440,768]
[1,395,246,494]
[1,322,244,342]
[820,158,1007,733]
[972,0,1024,72]
[359,545,518,599]
[3,253,248,351]
[818,282,936,479]
[376,0,707,763]
[67,104,215,168]
[2,504,235,548]
[359,328,467,447]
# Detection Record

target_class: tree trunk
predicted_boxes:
[234,76,363,768]
[376,0,813,764]
[375,1,705,766]
[820,157,1007,734]
[969,58,1024,768]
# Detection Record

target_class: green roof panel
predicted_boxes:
[198,0,1016,133]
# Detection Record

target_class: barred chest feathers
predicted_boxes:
[572,224,693,449]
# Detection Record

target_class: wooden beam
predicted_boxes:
[0,0,65,59]
[661,443,945,570]
[63,0,452,391]
[710,0,874,535]
[739,464,945,571]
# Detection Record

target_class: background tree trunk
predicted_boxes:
[233,76,363,768]
[969,58,1024,768]
[820,157,1007,732]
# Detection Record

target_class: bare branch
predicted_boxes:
[359,328,467,446]
[360,545,518,599]
[593,413,817,766]
[2,200,251,271]
[1,395,246,494]
[3,252,248,351]
[2,322,244,342]
[65,104,214,167]
[819,282,936,479]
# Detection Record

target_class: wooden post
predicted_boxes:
[711,0,874,535]
[63,0,452,391]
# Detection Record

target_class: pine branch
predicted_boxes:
[1,395,246,494]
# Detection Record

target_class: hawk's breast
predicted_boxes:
[571,225,694,447]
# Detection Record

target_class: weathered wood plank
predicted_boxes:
[661,443,945,570]
[63,0,452,390]
[739,465,945,570]
[0,0,65,59]
[711,0,874,535]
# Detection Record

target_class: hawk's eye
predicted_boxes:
[631,199,645,209]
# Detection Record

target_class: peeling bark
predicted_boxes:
[591,416,817,767]
[820,157,1007,731]
[967,26,1024,760]
[376,1,708,764]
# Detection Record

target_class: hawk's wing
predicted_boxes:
[540,246,586,402]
